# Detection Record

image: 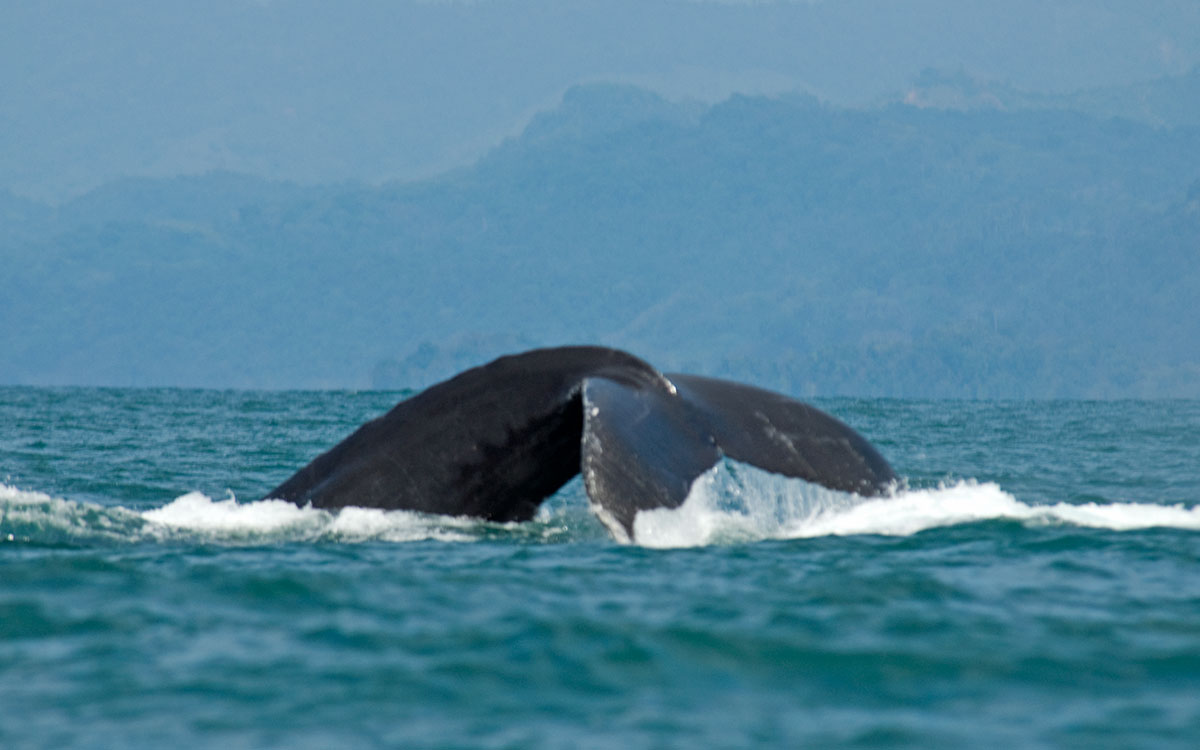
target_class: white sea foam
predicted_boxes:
[0,483,146,543]
[0,483,476,544]
[631,461,1200,548]
[143,492,316,533]
[0,483,57,505]
[322,505,477,543]
[3,477,1199,548]
[142,492,477,543]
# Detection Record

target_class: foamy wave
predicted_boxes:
[0,484,478,545]
[1,483,60,506]
[5,477,1199,549]
[143,493,478,543]
[1,483,147,544]
[143,492,316,533]
[1025,499,1200,531]
[632,461,1200,548]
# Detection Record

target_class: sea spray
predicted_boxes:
[6,475,1200,550]
[632,461,1200,548]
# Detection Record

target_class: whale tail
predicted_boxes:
[265,346,896,540]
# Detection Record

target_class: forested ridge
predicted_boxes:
[3,73,1198,396]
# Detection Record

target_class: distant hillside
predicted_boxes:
[3,82,1199,396]
[6,1,1198,201]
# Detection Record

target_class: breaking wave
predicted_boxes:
[633,461,1200,547]
[0,484,514,546]
[3,469,1199,550]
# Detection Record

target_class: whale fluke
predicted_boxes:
[264,346,896,540]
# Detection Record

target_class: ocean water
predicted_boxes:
[2,387,1198,748]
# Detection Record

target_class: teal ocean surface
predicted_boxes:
[2,387,1199,748]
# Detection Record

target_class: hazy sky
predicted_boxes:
[3,0,1198,200]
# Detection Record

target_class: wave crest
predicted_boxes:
[632,461,1200,548]
[4,475,1199,550]
[1,485,480,545]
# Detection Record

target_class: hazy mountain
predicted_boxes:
[3,79,1198,396]
[3,0,1197,201]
